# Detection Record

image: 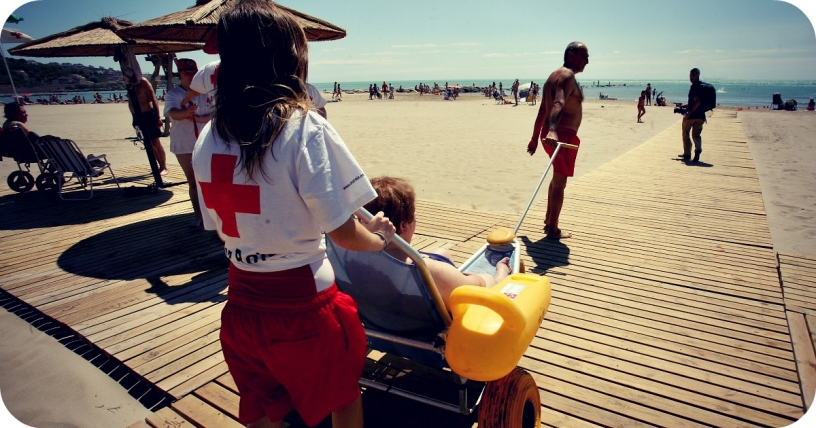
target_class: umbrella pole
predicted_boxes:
[0,42,19,99]
[125,83,164,189]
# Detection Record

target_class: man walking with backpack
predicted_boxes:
[680,68,712,163]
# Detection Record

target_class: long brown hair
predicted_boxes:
[214,0,311,181]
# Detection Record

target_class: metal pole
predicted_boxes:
[513,142,579,235]
[0,42,19,99]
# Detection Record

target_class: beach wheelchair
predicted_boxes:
[326,208,552,428]
[0,125,55,193]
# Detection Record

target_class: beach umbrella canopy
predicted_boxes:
[7,17,203,58]
[117,0,346,43]
[1,28,33,44]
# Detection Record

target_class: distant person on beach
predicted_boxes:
[680,68,706,163]
[526,41,590,240]
[335,83,342,101]
[364,176,511,309]
[191,2,395,427]
[637,91,646,123]
[532,82,539,106]
[512,79,520,106]
[807,98,815,111]
[126,76,168,175]
[164,58,213,229]
[645,83,652,106]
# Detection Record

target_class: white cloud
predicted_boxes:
[391,43,439,48]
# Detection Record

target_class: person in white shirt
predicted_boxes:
[191,2,394,427]
[164,58,213,228]
[189,62,326,118]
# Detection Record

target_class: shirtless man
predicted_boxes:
[526,41,589,240]
[126,76,168,176]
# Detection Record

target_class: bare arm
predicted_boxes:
[326,212,396,252]
[181,88,202,106]
[167,104,197,120]
[527,101,548,155]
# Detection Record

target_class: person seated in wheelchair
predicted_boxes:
[3,101,39,141]
[364,176,511,309]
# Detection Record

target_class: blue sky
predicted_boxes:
[1,0,815,83]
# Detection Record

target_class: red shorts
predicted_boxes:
[220,265,367,426]
[542,127,580,177]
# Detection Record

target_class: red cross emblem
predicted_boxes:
[210,65,219,88]
[199,154,260,238]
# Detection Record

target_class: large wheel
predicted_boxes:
[35,173,61,192]
[477,368,540,428]
[7,171,35,193]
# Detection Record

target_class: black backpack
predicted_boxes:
[699,81,717,112]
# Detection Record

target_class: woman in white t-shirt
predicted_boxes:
[191,2,395,428]
[164,58,213,228]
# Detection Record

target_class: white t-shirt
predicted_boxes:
[192,109,376,273]
[163,86,214,154]
[190,60,326,111]
[307,84,327,109]
[190,60,220,95]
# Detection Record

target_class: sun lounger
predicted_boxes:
[34,136,120,200]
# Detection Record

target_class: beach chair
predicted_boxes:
[326,209,551,428]
[772,93,784,110]
[0,125,53,193]
[34,135,120,200]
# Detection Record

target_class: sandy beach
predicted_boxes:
[1,92,814,427]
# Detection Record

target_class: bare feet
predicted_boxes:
[546,228,572,240]
[494,257,512,281]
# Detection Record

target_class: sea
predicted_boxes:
[3,79,816,107]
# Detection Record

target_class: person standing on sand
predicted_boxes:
[645,83,652,106]
[526,41,589,240]
[637,90,646,123]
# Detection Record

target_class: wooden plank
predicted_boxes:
[125,419,152,428]
[168,361,230,400]
[788,310,816,410]
[194,381,240,420]
[171,394,242,428]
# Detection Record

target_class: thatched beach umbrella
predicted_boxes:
[117,0,346,44]
[7,17,203,58]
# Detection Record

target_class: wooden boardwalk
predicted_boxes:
[1,110,814,427]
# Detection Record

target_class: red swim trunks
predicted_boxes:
[220,263,367,426]
[542,127,581,177]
